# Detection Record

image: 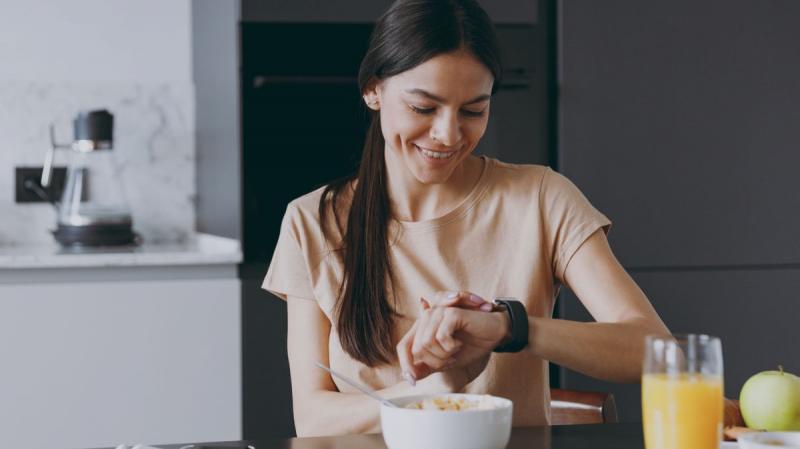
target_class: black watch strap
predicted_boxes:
[492,298,529,353]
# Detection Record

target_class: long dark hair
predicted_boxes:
[318,0,503,366]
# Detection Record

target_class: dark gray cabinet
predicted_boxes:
[482,25,549,165]
[559,0,800,269]
[558,0,800,422]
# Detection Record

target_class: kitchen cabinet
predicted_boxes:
[0,236,242,449]
[557,0,800,422]
[559,0,800,269]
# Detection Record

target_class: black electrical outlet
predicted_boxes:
[15,166,68,203]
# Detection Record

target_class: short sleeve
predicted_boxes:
[262,203,317,302]
[539,168,612,283]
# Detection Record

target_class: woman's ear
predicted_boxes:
[362,81,381,110]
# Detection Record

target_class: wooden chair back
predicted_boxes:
[550,388,618,425]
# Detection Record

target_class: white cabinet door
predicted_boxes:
[0,278,241,449]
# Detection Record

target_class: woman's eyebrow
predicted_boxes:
[404,88,491,105]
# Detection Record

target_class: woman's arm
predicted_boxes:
[286,295,463,437]
[531,228,670,382]
[397,230,670,384]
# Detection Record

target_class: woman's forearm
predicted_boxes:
[292,374,454,437]
[527,317,670,383]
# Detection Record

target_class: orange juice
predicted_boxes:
[642,373,723,449]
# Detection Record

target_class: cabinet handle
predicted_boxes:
[253,75,357,88]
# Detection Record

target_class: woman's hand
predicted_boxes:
[396,291,510,386]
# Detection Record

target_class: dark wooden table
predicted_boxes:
[119,423,645,449]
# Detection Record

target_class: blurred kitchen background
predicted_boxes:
[0,0,798,448]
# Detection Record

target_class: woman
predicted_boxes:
[263,0,671,437]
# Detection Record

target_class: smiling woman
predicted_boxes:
[261,0,671,438]
[311,0,502,372]
[368,50,494,217]
[366,51,493,200]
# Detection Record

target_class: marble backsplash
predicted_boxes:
[0,81,195,245]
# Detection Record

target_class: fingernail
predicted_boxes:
[469,294,485,304]
[480,303,493,312]
[445,358,457,367]
[402,371,416,386]
[446,291,459,299]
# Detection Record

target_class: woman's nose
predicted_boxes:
[430,112,462,147]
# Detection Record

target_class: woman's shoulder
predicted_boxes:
[274,189,321,240]
[490,158,550,175]
[283,182,353,243]
[285,185,328,219]
[487,158,581,193]
[485,157,553,192]
[482,158,594,211]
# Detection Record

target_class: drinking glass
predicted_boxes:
[642,334,724,449]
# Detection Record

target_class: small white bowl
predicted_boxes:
[380,393,512,449]
[739,431,800,448]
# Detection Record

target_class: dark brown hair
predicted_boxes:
[319,0,502,366]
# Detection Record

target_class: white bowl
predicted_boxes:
[739,431,800,449]
[380,393,512,449]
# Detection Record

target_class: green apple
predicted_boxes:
[739,366,800,431]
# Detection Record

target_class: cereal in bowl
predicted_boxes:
[405,395,496,411]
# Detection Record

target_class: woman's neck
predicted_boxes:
[384,150,484,222]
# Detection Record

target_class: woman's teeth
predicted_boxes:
[416,145,456,159]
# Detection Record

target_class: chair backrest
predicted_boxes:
[550,388,618,425]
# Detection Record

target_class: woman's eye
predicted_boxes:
[461,109,486,118]
[409,105,486,117]
[410,105,435,115]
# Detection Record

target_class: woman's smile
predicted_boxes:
[413,143,459,164]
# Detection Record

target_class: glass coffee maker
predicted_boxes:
[40,109,137,247]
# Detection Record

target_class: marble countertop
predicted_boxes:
[0,233,242,269]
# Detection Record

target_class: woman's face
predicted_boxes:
[365,50,494,185]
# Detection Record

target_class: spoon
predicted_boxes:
[315,361,399,408]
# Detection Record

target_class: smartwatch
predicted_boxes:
[492,298,529,353]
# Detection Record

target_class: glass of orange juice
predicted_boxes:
[642,334,724,449]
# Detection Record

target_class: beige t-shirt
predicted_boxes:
[262,157,611,426]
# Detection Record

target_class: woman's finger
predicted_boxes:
[410,310,432,359]
[411,361,435,382]
[412,308,454,361]
[420,297,431,310]
[434,291,494,312]
[414,346,457,371]
[397,322,424,384]
[435,308,464,353]
[398,321,442,382]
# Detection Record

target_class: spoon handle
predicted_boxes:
[314,361,398,408]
